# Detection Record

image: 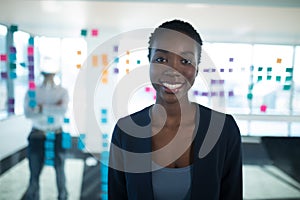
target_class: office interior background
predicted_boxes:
[0,0,300,199]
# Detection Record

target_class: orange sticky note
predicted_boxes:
[92,55,98,67]
[126,51,130,55]
[126,59,130,65]
[76,64,81,69]
[101,77,108,84]
[276,58,282,64]
[102,69,108,75]
[126,68,129,74]
[102,54,108,66]
[77,51,81,55]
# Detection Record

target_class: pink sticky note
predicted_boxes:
[29,81,36,89]
[27,46,34,55]
[0,54,7,61]
[145,87,151,92]
[260,105,267,112]
[91,29,98,37]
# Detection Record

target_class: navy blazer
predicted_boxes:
[108,104,242,200]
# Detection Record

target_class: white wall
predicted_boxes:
[0,115,32,160]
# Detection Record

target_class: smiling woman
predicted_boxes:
[108,19,243,200]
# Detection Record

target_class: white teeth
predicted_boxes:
[162,82,183,90]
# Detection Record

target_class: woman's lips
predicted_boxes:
[161,82,184,94]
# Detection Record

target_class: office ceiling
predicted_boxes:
[0,0,300,44]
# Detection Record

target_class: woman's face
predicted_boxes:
[149,30,200,104]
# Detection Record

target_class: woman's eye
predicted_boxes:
[181,59,192,65]
[155,57,167,63]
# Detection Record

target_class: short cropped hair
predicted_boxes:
[148,19,203,64]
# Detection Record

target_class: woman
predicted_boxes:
[108,19,242,200]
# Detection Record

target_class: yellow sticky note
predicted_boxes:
[92,55,98,67]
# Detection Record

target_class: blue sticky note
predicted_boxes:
[44,159,54,166]
[101,118,107,124]
[44,141,55,149]
[113,57,119,63]
[47,116,55,124]
[28,37,34,45]
[101,109,107,115]
[101,184,108,192]
[63,118,70,124]
[28,90,36,98]
[46,131,56,140]
[45,150,55,159]
[10,72,17,79]
[78,134,85,150]
[29,100,36,108]
[9,54,16,62]
[100,193,108,200]
[102,133,108,139]
[102,142,108,148]
[62,132,72,149]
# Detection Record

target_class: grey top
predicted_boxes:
[152,163,193,200]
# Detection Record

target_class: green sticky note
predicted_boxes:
[248,84,254,90]
[286,68,293,73]
[267,75,272,80]
[10,25,18,32]
[276,76,281,82]
[283,85,291,90]
[10,63,16,69]
[258,67,263,71]
[267,67,272,72]
[81,29,87,36]
[247,93,253,100]
[257,76,262,82]
[285,76,292,81]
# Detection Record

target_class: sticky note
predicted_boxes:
[126,51,130,55]
[276,58,282,64]
[212,68,216,72]
[101,109,107,115]
[92,55,98,67]
[64,118,70,123]
[77,50,81,55]
[101,77,108,84]
[211,92,217,96]
[8,107,14,113]
[46,131,56,140]
[203,69,209,73]
[283,85,291,90]
[28,100,36,108]
[267,67,272,72]
[257,76,262,81]
[44,159,54,166]
[220,68,224,72]
[113,68,119,74]
[101,118,107,124]
[27,46,34,55]
[0,54,7,61]
[28,65,34,71]
[260,105,267,112]
[286,68,293,73]
[285,76,292,82]
[28,90,36,98]
[9,63,16,70]
[44,141,55,149]
[102,54,108,66]
[201,92,209,96]
[102,142,108,148]
[250,65,254,71]
[267,75,272,80]
[9,54,16,62]
[10,72,17,79]
[62,132,72,149]
[193,90,199,96]
[91,29,98,37]
[228,91,234,97]
[211,79,216,84]
[81,29,87,36]
[258,67,263,71]
[276,76,281,82]
[145,87,151,92]
[102,133,108,139]
[113,45,118,52]
[28,73,34,80]
[126,59,129,65]
[76,64,81,69]
[47,116,55,124]
[8,98,14,104]
[28,37,34,45]
[28,56,34,62]
[126,68,129,74]
[229,58,234,62]
[247,93,253,100]
[228,68,233,72]
[10,25,18,32]
[219,80,225,84]
[78,134,86,150]
[29,81,36,89]
[219,91,225,97]
[1,72,8,79]
[114,57,119,63]
[248,84,254,90]
[45,150,55,159]
[10,46,16,53]
[20,62,26,67]
[137,60,141,64]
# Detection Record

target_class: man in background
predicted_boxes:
[24,70,69,200]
